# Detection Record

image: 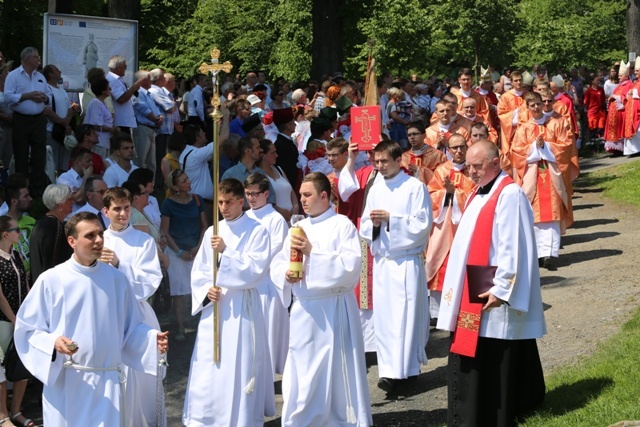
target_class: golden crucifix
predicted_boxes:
[198,47,233,364]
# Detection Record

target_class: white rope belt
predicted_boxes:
[294,289,348,301]
[63,361,127,426]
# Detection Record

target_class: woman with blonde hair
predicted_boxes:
[160,169,208,341]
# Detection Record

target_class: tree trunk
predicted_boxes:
[108,0,140,21]
[311,0,342,81]
[48,0,74,14]
[628,0,640,61]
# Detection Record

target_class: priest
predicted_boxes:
[510,92,579,269]
[15,212,168,426]
[437,140,546,426]
[183,179,275,426]
[361,141,432,394]
[426,134,476,322]
[271,172,372,426]
[402,121,447,185]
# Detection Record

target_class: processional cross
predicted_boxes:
[198,48,233,364]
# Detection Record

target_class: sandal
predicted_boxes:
[0,416,15,427]
[10,412,33,427]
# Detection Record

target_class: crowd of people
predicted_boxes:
[0,43,638,427]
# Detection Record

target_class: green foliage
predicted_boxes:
[425,0,519,74]
[0,0,629,82]
[344,0,431,77]
[513,0,626,71]
[584,161,640,207]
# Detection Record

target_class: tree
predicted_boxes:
[629,0,640,58]
[108,0,139,20]
[311,0,342,80]
[513,0,626,71]
[344,0,432,77]
[425,0,518,78]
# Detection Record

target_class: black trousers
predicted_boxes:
[12,112,48,197]
[448,337,545,427]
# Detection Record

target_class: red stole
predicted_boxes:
[532,124,554,221]
[450,175,515,357]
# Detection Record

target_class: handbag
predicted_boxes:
[3,338,34,382]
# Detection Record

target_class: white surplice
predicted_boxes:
[104,225,164,427]
[360,172,432,379]
[271,208,372,427]
[437,173,547,340]
[15,258,159,427]
[247,203,290,376]
[183,214,276,427]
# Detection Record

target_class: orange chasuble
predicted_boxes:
[497,90,526,154]
[461,116,499,143]
[425,121,470,149]
[426,162,476,292]
[510,116,579,231]
[401,146,447,185]
[455,90,491,124]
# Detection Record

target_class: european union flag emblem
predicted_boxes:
[79,22,87,27]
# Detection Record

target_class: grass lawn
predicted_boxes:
[575,160,640,209]
[521,162,640,426]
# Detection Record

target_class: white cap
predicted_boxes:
[620,60,630,76]
[551,75,564,88]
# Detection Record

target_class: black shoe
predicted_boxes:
[403,375,418,384]
[541,256,557,271]
[430,317,438,327]
[377,377,397,393]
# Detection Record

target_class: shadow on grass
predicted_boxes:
[555,249,622,267]
[573,187,604,194]
[562,231,619,246]
[530,377,614,418]
[571,203,604,211]
[373,408,448,426]
[573,173,617,188]
[571,218,619,229]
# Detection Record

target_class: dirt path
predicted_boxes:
[20,155,640,426]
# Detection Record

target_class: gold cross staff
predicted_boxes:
[198,48,233,364]
[198,48,233,120]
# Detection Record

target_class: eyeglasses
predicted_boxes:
[4,227,20,233]
[449,145,466,151]
[245,191,265,198]
[407,132,423,137]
